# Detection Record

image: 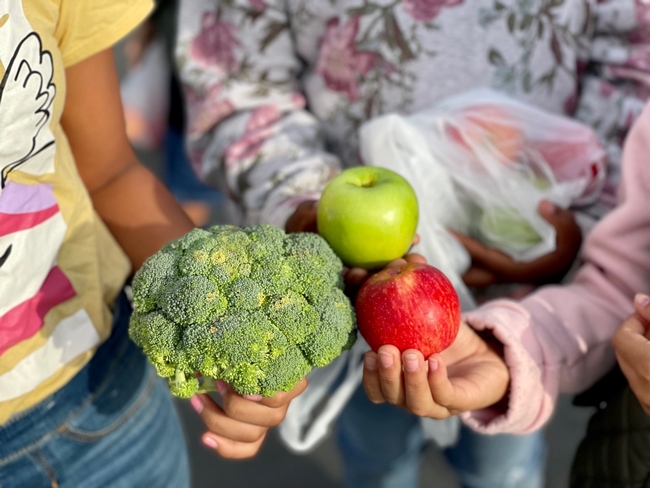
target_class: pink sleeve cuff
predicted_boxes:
[460,300,555,435]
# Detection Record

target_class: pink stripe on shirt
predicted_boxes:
[0,266,76,356]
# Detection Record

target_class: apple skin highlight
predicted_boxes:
[356,263,461,357]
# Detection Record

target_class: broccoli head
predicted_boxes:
[129,224,357,398]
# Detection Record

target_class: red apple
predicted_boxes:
[356,263,461,357]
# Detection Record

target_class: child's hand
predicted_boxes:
[451,200,582,287]
[190,378,307,459]
[362,322,509,418]
[613,293,650,414]
[285,200,319,234]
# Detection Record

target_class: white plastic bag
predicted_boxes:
[390,89,607,263]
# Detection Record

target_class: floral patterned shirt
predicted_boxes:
[176,0,650,228]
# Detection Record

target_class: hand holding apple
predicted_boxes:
[362,322,510,419]
[317,166,419,270]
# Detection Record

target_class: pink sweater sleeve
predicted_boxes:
[461,104,650,435]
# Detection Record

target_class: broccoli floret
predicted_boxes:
[284,233,344,303]
[178,229,252,284]
[129,310,185,377]
[161,276,227,326]
[129,224,357,398]
[249,255,295,296]
[264,290,319,344]
[228,277,265,310]
[244,224,286,260]
[258,344,312,396]
[301,288,357,367]
[132,252,179,313]
[162,228,212,253]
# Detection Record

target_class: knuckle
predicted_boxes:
[221,396,242,417]
[263,395,286,409]
[245,426,268,443]
[410,406,429,417]
[266,408,287,427]
[202,414,223,434]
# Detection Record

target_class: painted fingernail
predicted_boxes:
[429,358,439,372]
[216,380,228,395]
[379,352,394,368]
[190,395,203,414]
[636,293,650,309]
[404,354,419,372]
[203,435,218,449]
[364,355,378,371]
[244,394,263,401]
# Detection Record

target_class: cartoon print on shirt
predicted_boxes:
[0,244,10,268]
[0,32,56,188]
[0,1,79,361]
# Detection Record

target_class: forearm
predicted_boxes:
[89,160,195,271]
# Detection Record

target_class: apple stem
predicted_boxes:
[359,176,376,188]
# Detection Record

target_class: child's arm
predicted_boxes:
[61,48,194,268]
[61,48,305,458]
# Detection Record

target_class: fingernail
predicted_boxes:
[540,200,557,215]
[635,293,650,309]
[404,354,419,372]
[244,394,263,401]
[364,355,378,371]
[379,352,394,368]
[429,358,439,372]
[203,435,218,449]
[216,380,228,395]
[190,395,203,414]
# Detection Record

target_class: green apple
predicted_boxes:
[317,166,419,269]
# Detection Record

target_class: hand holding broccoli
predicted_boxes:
[190,378,307,459]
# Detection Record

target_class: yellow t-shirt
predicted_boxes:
[0,0,153,423]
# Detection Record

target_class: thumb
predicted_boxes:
[538,199,582,252]
[538,200,575,230]
[427,355,455,408]
[634,293,650,327]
